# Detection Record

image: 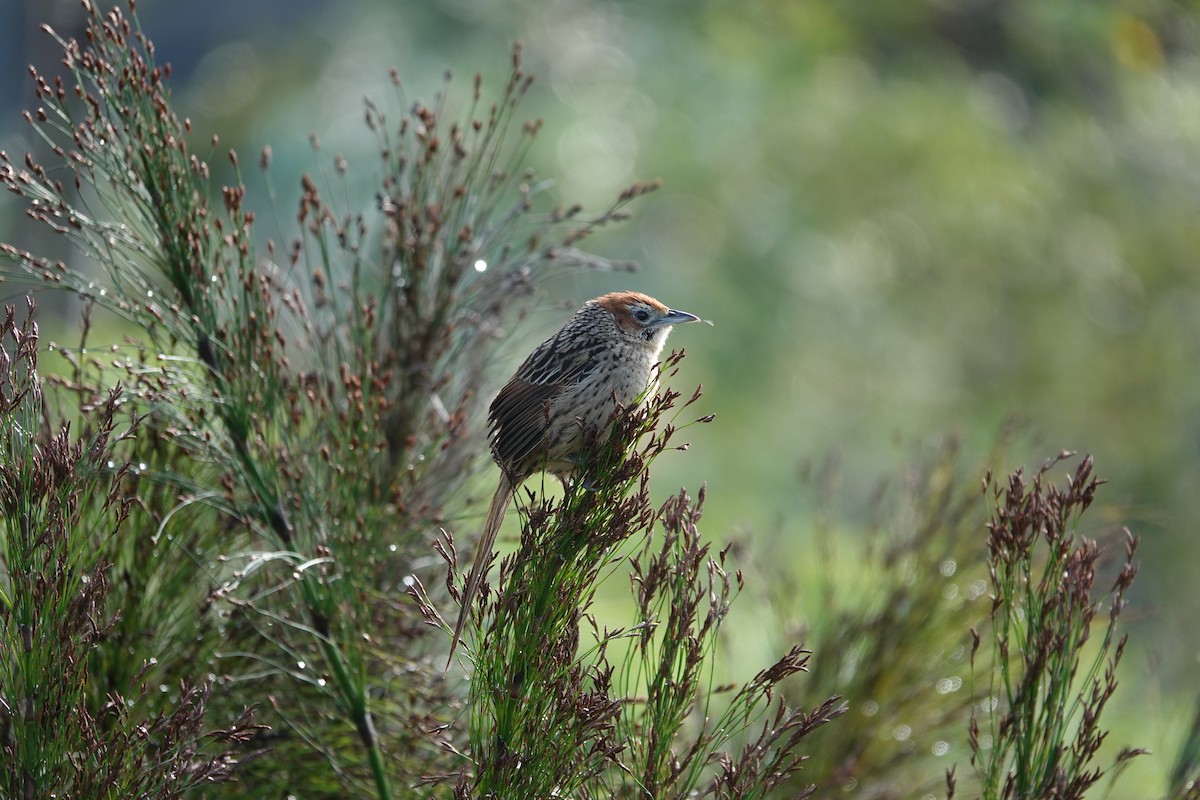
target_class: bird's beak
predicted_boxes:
[656,309,700,328]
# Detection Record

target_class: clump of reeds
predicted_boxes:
[0,300,259,798]
[955,452,1143,799]
[411,354,847,798]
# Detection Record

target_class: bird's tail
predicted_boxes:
[447,473,513,669]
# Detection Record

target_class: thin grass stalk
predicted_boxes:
[1168,695,1200,800]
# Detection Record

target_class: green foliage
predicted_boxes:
[780,440,995,799]
[0,1,1175,798]
[1168,698,1200,800]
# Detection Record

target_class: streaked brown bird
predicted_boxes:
[448,291,700,665]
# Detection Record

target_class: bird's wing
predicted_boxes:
[488,337,600,471]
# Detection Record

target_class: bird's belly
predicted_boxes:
[540,363,654,466]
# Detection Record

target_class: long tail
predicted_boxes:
[447,473,513,668]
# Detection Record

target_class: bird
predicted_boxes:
[447,291,700,666]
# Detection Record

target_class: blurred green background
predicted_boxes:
[2,0,1198,794]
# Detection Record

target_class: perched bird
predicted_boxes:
[448,291,700,665]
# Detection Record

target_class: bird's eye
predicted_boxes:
[633,307,651,322]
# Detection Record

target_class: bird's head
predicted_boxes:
[594,291,700,349]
